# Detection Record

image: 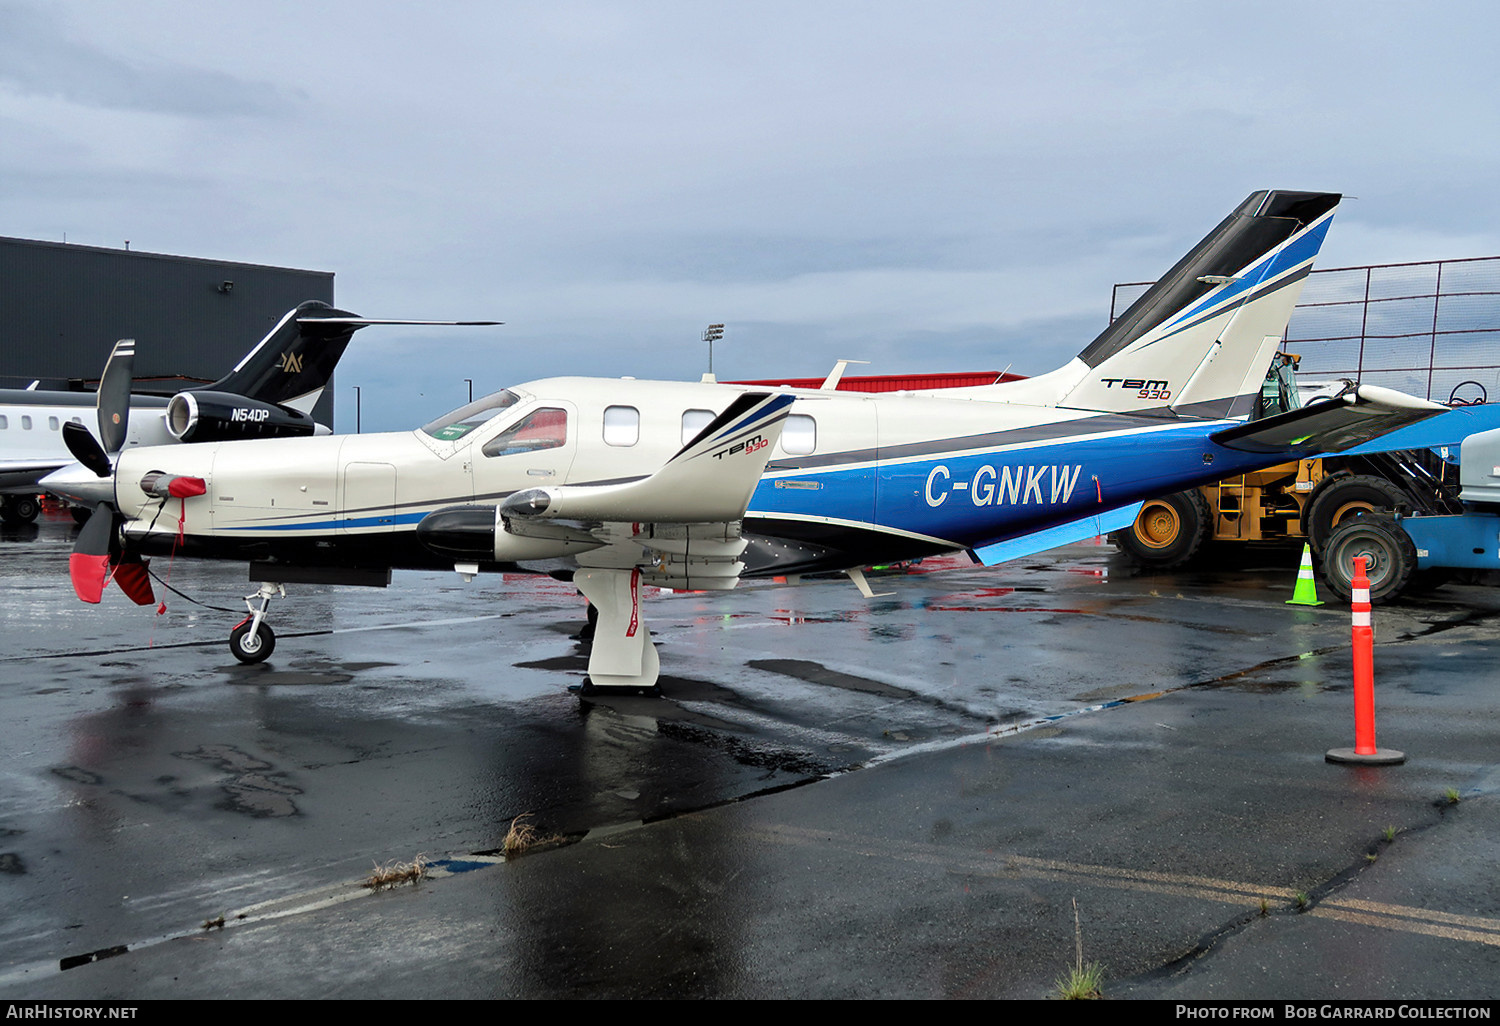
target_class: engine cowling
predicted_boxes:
[166,391,318,443]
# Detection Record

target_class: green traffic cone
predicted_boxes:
[1286,543,1324,606]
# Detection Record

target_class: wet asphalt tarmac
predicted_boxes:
[0,507,1497,999]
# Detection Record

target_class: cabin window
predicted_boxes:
[0,415,7,429]
[603,405,639,447]
[482,407,568,458]
[20,416,31,430]
[70,416,83,425]
[48,416,59,430]
[681,409,714,445]
[781,414,816,455]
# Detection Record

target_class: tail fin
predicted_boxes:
[998,191,1340,418]
[198,300,362,413]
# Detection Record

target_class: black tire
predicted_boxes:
[229,621,276,663]
[70,504,93,526]
[1,495,40,524]
[1321,515,1416,604]
[1303,475,1406,554]
[1111,490,1209,567]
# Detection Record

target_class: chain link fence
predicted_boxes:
[1111,256,1500,406]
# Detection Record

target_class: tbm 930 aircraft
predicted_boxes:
[44,190,1446,690]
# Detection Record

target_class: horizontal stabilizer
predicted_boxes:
[1211,385,1446,455]
[1329,402,1500,458]
[503,392,795,524]
[970,502,1144,566]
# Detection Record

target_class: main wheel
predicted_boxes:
[1303,475,1406,554]
[229,621,276,663]
[0,495,40,525]
[1321,515,1416,604]
[1112,490,1209,568]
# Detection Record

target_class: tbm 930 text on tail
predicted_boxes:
[44,190,1446,690]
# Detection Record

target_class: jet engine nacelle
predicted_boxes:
[166,391,318,443]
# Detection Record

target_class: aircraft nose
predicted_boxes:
[39,462,115,507]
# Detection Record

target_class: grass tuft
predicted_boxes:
[1294,891,1310,910]
[1383,825,1397,842]
[1445,788,1461,805]
[503,813,562,858]
[1056,961,1104,1001]
[1054,897,1103,1000]
[364,854,428,891]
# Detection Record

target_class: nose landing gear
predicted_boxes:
[230,582,285,663]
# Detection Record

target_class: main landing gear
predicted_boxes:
[573,567,660,694]
[0,494,40,525]
[229,582,284,664]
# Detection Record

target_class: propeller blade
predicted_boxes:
[69,502,115,604]
[97,338,135,455]
[113,555,155,606]
[61,421,112,478]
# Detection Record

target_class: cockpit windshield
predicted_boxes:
[421,390,522,440]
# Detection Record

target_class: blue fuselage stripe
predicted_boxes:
[747,422,1271,550]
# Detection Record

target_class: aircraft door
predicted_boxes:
[339,462,397,534]
[468,402,578,504]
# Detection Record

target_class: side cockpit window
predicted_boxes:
[482,407,568,458]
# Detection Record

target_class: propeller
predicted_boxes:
[61,338,134,477]
[59,339,156,607]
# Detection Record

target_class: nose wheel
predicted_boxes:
[230,583,284,664]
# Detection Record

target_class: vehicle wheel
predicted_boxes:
[1303,475,1406,554]
[1,495,39,524]
[1111,490,1209,567]
[1321,515,1416,604]
[229,621,276,663]
[70,504,93,526]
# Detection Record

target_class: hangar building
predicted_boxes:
[0,235,335,423]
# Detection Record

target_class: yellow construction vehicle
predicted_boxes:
[1113,354,1462,567]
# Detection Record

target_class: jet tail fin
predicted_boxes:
[200,301,362,413]
[990,191,1340,419]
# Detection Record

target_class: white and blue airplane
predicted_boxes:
[44,190,1446,688]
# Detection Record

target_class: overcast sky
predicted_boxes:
[4,1,1500,431]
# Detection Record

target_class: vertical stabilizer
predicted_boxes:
[1058,190,1340,418]
[199,300,362,413]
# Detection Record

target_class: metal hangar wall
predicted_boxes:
[0,235,335,421]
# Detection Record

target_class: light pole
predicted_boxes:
[702,323,725,377]
[353,385,361,434]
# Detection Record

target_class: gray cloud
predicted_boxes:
[0,1,293,117]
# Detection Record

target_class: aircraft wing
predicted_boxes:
[1210,385,1447,455]
[420,392,797,592]
[0,457,71,490]
[502,392,796,525]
